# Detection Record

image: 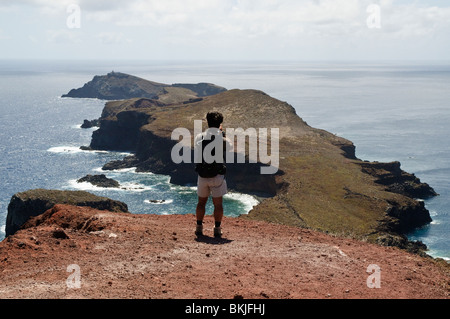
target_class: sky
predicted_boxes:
[0,0,449,61]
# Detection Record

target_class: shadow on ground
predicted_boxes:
[194,235,233,245]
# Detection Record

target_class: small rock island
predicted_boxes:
[62,71,227,102]
[77,174,120,188]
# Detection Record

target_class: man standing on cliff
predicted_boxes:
[194,112,232,238]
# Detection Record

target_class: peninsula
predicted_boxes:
[83,80,437,253]
[1,73,447,299]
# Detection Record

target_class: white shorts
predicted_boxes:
[197,175,227,198]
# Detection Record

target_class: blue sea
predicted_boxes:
[0,60,448,260]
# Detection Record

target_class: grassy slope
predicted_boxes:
[138,89,402,241]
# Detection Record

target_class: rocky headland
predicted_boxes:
[5,189,129,237]
[79,81,438,255]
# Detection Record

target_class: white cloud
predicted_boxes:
[3,0,450,39]
[1,0,449,60]
[96,31,131,44]
[72,0,450,45]
[0,0,74,14]
[0,28,9,40]
[373,2,450,38]
[46,29,82,44]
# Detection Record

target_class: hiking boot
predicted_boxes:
[214,227,222,238]
[195,224,203,236]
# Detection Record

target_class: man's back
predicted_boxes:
[194,128,232,178]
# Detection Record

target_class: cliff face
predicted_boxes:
[86,88,437,252]
[360,161,438,199]
[90,108,151,151]
[62,72,227,102]
[5,189,129,237]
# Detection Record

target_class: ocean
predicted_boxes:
[0,60,448,260]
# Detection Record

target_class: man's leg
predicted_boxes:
[212,196,223,237]
[195,197,208,236]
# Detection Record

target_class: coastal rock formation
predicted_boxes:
[90,102,153,151]
[77,174,120,188]
[5,189,128,237]
[80,119,99,128]
[61,71,227,102]
[360,161,438,199]
[83,87,437,253]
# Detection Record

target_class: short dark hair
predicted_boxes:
[206,112,223,128]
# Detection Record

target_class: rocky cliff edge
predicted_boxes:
[0,204,448,299]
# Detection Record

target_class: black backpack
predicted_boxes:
[195,133,227,178]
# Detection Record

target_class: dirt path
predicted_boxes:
[0,205,448,299]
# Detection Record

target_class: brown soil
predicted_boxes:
[0,204,448,299]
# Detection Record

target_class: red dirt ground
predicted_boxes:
[0,204,448,299]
